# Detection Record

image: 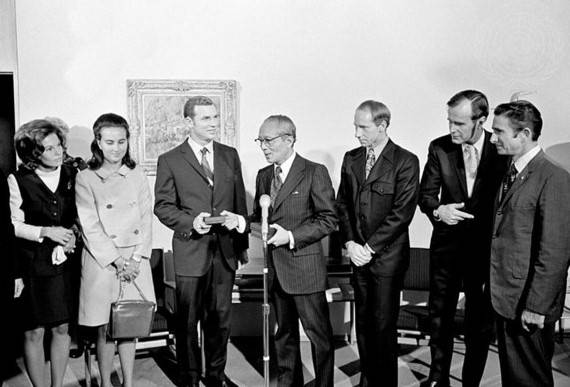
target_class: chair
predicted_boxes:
[397,247,431,342]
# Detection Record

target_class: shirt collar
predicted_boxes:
[513,144,541,174]
[368,136,389,158]
[187,137,214,158]
[93,164,131,180]
[275,151,296,179]
[35,165,61,178]
[462,130,485,154]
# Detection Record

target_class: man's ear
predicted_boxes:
[185,116,194,127]
[521,127,533,139]
[477,116,487,127]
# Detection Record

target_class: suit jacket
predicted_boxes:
[154,140,248,277]
[419,131,508,262]
[0,172,15,303]
[251,154,337,295]
[490,150,570,322]
[336,139,420,277]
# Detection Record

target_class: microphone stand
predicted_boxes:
[261,229,270,387]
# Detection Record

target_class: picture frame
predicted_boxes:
[126,79,239,175]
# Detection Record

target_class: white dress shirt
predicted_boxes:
[462,132,484,198]
[513,144,541,176]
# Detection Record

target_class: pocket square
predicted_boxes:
[292,191,300,195]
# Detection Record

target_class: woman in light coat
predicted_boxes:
[76,113,155,387]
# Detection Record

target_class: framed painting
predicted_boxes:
[127,79,239,175]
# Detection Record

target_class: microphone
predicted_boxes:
[259,194,271,242]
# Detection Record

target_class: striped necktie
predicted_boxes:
[270,166,283,206]
[200,147,214,185]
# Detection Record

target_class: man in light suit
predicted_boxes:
[336,100,420,387]
[490,100,570,387]
[154,96,248,387]
[250,115,336,387]
[419,90,508,387]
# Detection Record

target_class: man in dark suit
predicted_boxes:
[490,100,570,387]
[0,171,20,381]
[336,100,419,387]
[250,115,336,387]
[419,90,508,387]
[154,96,248,387]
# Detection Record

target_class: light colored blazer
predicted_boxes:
[75,164,153,268]
[490,151,570,322]
[76,164,155,326]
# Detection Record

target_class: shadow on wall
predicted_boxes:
[545,142,570,172]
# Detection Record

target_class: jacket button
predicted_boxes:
[106,204,113,209]
[110,234,117,239]
[134,229,139,235]
[52,212,57,216]
[52,200,57,204]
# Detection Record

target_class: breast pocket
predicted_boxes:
[372,181,394,196]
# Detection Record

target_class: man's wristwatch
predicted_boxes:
[433,208,441,222]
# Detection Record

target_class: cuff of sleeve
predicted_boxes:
[364,243,375,255]
[236,215,246,233]
[288,231,295,250]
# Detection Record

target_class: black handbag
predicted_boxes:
[108,279,155,339]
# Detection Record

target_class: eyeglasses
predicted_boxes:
[254,134,289,147]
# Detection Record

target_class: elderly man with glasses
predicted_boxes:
[250,115,337,387]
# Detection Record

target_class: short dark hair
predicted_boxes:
[15,119,67,170]
[88,113,136,170]
[494,100,542,141]
[356,100,391,127]
[183,96,216,119]
[447,90,489,120]
[261,115,297,141]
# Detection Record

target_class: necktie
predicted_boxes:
[270,166,283,206]
[365,148,376,179]
[500,163,518,202]
[463,144,479,179]
[200,147,214,185]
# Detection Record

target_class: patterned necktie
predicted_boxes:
[200,147,214,185]
[463,144,479,179]
[270,166,283,206]
[501,163,518,202]
[365,148,376,179]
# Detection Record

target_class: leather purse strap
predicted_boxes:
[116,279,149,302]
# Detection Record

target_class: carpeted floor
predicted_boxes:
[3,336,570,386]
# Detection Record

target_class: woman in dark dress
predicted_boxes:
[8,119,79,387]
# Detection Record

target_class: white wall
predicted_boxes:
[14,0,570,250]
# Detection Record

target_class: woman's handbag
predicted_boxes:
[108,279,155,339]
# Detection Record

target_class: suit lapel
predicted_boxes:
[179,140,211,186]
[449,143,468,198]
[213,142,229,196]
[350,148,366,187]
[499,151,543,209]
[363,140,395,186]
[273,155,305,211]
